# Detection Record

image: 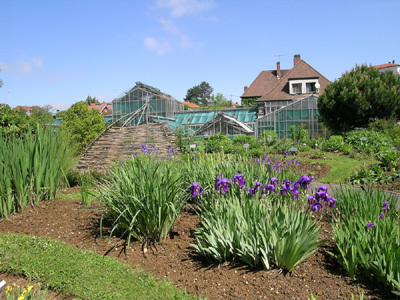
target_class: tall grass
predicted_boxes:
[99,156,186,246]
[330,187,400,295]
[194,194,323,272]
[0,126,73,218]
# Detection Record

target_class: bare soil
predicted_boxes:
[0,162,397,300]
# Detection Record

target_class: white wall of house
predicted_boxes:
[378,66,400,75]
[289,78,320,95]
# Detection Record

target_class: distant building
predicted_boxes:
[241,54,331,117]
[375,60,400,75]
[14,106,40,116]
[183,101,201,109]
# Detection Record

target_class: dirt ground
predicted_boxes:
[0,161,397,300]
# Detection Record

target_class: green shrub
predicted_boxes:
[345,130,393,155]
[0,125,73,218]
[321,135,345,152]
[99,156,186,245]
[329,187,400,295]
[259,130,278,146]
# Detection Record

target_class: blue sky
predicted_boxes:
[1,0,399,111]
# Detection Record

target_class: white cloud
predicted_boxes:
[144,37,171,55]
[156,0,213,17]
[159,18,179,34]
[0,57,43,75]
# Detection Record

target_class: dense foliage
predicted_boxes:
[184,81,213,106]
[60,101,105,154]
[330,188,400,295]
[318,65,400,133]
[0,103,53,135]
[0,126,73,218]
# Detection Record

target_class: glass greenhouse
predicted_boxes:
[112,82,183,126]
[255,95,328,138]
[173,108,257,138]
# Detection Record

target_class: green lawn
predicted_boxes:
[297,152,377,183]
[0,233,198,300]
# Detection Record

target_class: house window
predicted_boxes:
[306,82,316,93]
[292,83,302,94]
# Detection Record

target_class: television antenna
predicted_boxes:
[273,54,285,62]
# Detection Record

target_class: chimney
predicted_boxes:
[276,62,281,78]
[294,54,301,66]
[244,86,248,93]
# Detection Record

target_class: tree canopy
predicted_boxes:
[60,101,105,154]
[184,81,213,106]
[0,104,53,135]
[318,65,400,133]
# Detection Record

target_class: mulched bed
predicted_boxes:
[0,161,397,299]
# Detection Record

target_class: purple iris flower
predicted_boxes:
[189,182,203,198]
[232,172,246,188]
[366,222,375,230]
[264,184,277,195]
[270,177,279,187]
[280,180,291,195]
[141,144,149,154]
[132,153,137,158]
[327,196,337,208]
[318,185,328,192]
[295,175,314,189]
[247,181,263,196]
[382,201,390,213]
[312,201,323,211]
[379,213,385,219]
[217,178,231,194]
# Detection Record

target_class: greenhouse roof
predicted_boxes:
[174,108,257,125]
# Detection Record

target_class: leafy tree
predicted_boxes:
[318,65,400,133]
[0,103,28,135]
[209,93,232,109]
[60,101,105,153]
[185,81,213,106]
[28,105,53,128]
[85,95,99,105]
[241,97,257,107]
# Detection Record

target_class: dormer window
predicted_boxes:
[289,78,319,95]
[306,82,316,93]
[292,83,302,94]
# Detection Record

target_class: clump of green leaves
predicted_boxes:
[99,156,186,246]
[194,193,323,272]
[59,101,105,154]
[329,187,400,296]
[0,125,73,218]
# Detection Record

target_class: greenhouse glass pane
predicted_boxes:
[293,110,301,120]
[302,109,310,120]
[287,110,293,121]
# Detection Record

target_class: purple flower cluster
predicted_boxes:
[189,182,204,198]
[260,154,300,172]
[379,201,391,219]
[307,185,337,211]
[209,171,315,200]
[215,173,231,195]
[366,221,375,230]
[232,171,246,188]
[247,181,263,196]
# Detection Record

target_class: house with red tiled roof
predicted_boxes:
[184,101,201,109]
[375,60,399,75]
[14,106,40,116]
[241,54,330,116]
[88,102,113,116]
